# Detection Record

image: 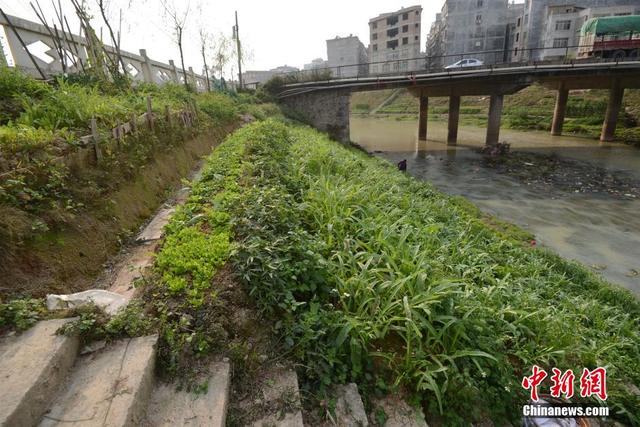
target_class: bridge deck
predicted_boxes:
[278,61,640,98]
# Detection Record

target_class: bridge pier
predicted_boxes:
[600,79,625,142]
[551,84,569,136]
[448,96,461,145]
[486,94,504,146]
[418,96,428,141]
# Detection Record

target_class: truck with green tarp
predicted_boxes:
[578,15,640,60]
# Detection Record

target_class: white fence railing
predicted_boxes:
[0,12,208,91]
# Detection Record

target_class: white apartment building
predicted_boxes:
[368,5,423,74]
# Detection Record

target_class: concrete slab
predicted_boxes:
[0,319,79,427]
[136,207,175,242]
[40,335,158,427]
[108,241,159,299]
[370,396,428,427]
[333,383,369,427]
[252,367,304,427]
[144,360,230,426]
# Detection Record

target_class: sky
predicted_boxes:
[0,0,443,77]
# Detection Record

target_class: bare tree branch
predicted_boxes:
[160,0,191,90]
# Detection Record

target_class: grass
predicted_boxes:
[0,67,258,256]
[146,118,639,425]
[0,68,283,304]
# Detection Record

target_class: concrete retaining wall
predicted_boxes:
[280,89,351,143]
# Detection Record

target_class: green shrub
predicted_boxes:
[197,92,238,124]
[0,298,46,331]
[0,66,50,124]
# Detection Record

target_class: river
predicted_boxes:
[350,116,640,296]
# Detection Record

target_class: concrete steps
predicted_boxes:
[332,383,369,427]
[250,366,304,427]
[0,319,79,427]
[370,395,429,427]
[144,360,231,427]
[39,335,158,427]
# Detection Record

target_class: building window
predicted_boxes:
[517,17,521,27]
[372,22,377,29]
[553,38,569,48]
[415,23,419,28]
[403,12,409,20]
[514,47,518,56]
[555,20,571,31]
[524,14,529,25]
[476,14,482,25]
[372,33,378,40]
[515,32,520,42]
[373,44,378,52]
[416,11,420,16]
[387,28,399,38]
[402,37,409,45]
[387,15,398,26]
[415,35,419,41]
[477,0,483,7]
[387,40,399,49]
[402,25,409,33]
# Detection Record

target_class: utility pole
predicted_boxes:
[234,11,243,90]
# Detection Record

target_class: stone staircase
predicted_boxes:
[0,165,427,427]
[0,323,425,427]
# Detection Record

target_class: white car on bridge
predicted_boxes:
[445,58,484,70]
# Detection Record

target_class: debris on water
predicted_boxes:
[477,151,640,200]
[626,269,639,277]
[590,264,607,271]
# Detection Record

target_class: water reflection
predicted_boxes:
[351,116,640,295]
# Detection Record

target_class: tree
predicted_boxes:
[198,28,211,91]
[211,33,232,81]
[160,0,191,90]
[95,0,126,77]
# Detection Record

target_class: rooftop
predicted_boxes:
[369,5,422,24]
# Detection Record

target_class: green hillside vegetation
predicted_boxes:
[0,67,274,298]
[351,85,640,146]
[143,119,639,425]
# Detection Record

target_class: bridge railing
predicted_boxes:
[273,44,640,86]
[0,11,210,92]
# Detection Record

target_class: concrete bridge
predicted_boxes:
[277,61,640,145]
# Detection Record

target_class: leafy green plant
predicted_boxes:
[0,298,46,331]
[176,119,639,424]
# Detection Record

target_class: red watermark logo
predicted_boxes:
[522,365,608,401]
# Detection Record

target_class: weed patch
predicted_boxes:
[135,118,639,424]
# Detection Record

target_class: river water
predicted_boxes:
[350,116,640,296]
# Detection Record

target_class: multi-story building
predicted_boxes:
[426,13,445,63]
[326,35,368,78]
[242,65,299,86]
[512,0,640,62]
[368,5,423,74]
[426,0,512,68]
[303,58,328,71]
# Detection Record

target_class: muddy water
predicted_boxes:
[350,116,640,295]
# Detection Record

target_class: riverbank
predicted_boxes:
[140,119,638,425]
[351,116,640,294]
[0,68,273,299]
[351,85,640,146]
